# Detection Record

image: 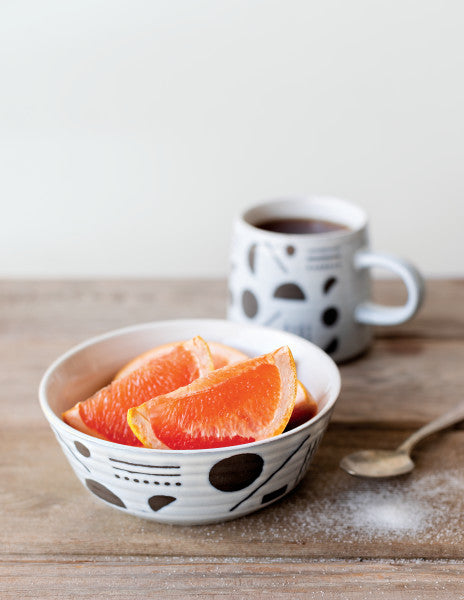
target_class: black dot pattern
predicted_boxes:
[273,283,306,300]
[74,441,90,457]
[242,290,258,318]
[209,453,264,492]
[322,307,339,326]
[248,244,257,273]
[261,484,288,505]
[324,338,339,355]
[85,479,126,508]
[148,495,176,512]
[114,474,181,486]
[323,277,337,294]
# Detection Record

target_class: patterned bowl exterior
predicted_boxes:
[39,319,340,525]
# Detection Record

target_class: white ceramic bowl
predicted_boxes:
[39,319,341,525]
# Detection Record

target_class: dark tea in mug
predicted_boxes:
[255,217,350,234]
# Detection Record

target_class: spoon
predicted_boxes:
[340,401,464,478]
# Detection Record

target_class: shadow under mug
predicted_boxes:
[227,197,425,363]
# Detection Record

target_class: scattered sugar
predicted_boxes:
[199,467,464,547]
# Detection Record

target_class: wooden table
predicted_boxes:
[1,279,463,599]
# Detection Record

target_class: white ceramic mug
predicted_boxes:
[227,197,425,362]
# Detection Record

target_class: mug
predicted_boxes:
[227,197,425,362]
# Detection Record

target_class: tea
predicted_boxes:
[255,217,349,234]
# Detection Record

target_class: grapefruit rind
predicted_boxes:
[126,404,168,449]
[62,336,214,443]
[114,340,246,379]
[127,345,297,450]
[207,341,249,369]
[178,336,215,377]
[62,404,108,440]
[116,340,317,429]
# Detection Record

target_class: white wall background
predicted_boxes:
[1,0,463,278]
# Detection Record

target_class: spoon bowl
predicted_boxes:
[340,400,464,478]
[339,449,414,478]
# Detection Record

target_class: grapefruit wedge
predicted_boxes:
[114,340,249,379]
[62,336,214,446]
[116,340,318,429]
[127,346,297,450]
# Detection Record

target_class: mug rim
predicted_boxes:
[239,196,368,239]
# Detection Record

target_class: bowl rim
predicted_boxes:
[38,318,341,455]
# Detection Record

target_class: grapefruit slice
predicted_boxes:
[118,340,317,431]
[286,381,318,430]
[62,336,214,446]
[127,346,297,450]
[206,341,249,369]
[114,340,249,379]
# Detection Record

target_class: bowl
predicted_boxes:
[39,319,341,525]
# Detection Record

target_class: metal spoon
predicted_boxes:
[340,401,464,478]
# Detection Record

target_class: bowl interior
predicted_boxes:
[40,319,340,445]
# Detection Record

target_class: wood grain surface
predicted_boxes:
[1,279,463,599]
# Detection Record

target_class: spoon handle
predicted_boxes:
[398,401,464,454]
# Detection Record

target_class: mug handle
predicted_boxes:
[354,250,425,326]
